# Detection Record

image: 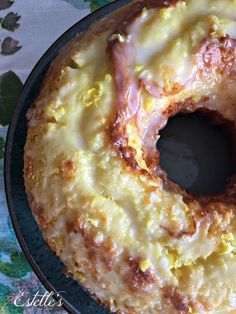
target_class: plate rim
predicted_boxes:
[4,1,130,313]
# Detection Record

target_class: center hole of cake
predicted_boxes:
[156,112,235,195]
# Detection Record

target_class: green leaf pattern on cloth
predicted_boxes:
[0,71,23,126]
[85,0,111,11]
[0,0,113,313]
[61,0,89,10]
[0,252,31,278]
[63,0,111,11]
[0,283,12,314]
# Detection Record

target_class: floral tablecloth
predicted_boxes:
[0,1,111,313]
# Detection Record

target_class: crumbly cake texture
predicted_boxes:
[24,0,236,313]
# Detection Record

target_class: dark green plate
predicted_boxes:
[4,1,130,313]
